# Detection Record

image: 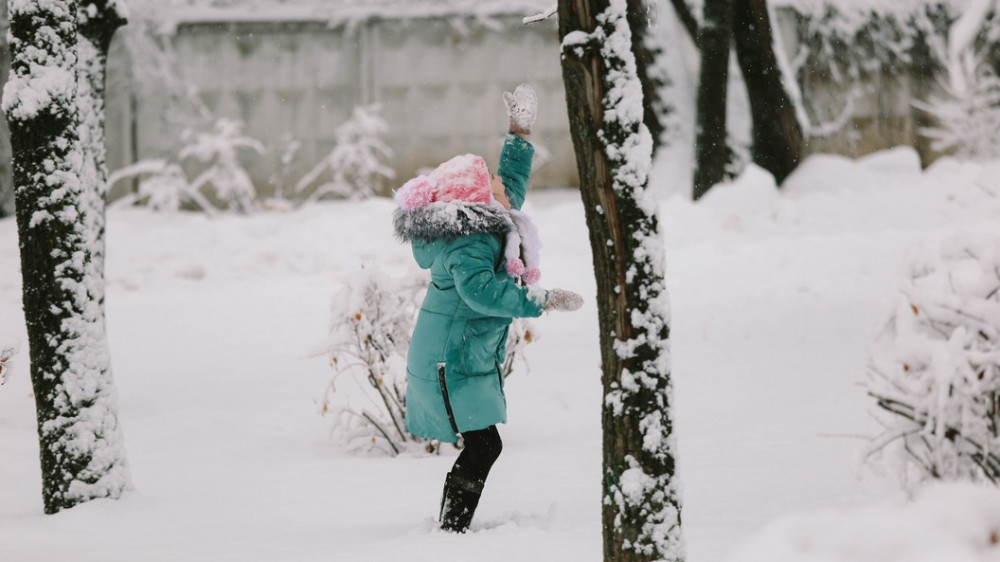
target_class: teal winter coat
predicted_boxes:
[393,135,544,443]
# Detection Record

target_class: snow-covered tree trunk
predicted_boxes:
[78,1,127,287]
[625,0,669,154]
[731,0,802,184]
[0,0,12,219]
[667,0,699,48]
[559,0,684,560]
[692,0,732,200]
[3,0,130,514]
[947,0,998,95]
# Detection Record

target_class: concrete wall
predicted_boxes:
[772,9,949,166]
[106,15,574,201]
[0,7,969,212]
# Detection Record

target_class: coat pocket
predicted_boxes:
[461,317,510,375]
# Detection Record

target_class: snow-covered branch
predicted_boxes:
[867,234,1000,488]
[0,337,19,386]
[523,3,557,24]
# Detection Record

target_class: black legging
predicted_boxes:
[452,425,503,483]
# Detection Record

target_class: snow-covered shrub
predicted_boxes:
[320,267,430,456]
[501,318,535,379]
[181,119,265,213]
[867,235,1000,488]
[0,337,19,386]
[920,61,1000,160]
[320,266,535,455]
[294,105,394,204]
[109,119,264,214]
[264,134,303,211]
[110,105,395,213]
[109,160,216,213]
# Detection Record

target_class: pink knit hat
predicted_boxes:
[395,154,492,210]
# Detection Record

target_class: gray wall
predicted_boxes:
[0,7,969,213]
[773,8,950,166]
[107,15,575,201]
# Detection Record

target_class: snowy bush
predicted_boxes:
[0,337,19,386]
[110,106,395,213]
[294,105,394,204]
[867,235,1000,488]
[501,318,535,379]
[180,119,266,213]
[320,266,535,456]
[321,267,430,456]
[109,119,264,214]
[109,160,214,213]
[264,134,303,211]
[920,61,1000,160]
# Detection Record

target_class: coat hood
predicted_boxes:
[393,201,511,268]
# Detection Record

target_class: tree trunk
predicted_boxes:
[692,0,733,200]
[558,1,684,560]
[79,1,128,289]
[626,0,668,153]
[0,0,12,219]
[4,0,130,514]
[667,0,700,48]
[732,0,803,184]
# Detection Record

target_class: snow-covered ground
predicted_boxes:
[1,148,999,561]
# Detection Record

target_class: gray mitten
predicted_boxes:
[503,83,538,135]
[544,288,583,312]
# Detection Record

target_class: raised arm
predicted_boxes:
[497,134,534,211]
[499,84,537,211]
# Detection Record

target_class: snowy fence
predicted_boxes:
[771,6,951,165]
[0,4,988,212]
[102,6,992,202]
[103,14,574,201]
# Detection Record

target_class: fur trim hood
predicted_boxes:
[393,201,511,243]
[392,151,542,285]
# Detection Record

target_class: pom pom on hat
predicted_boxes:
[429,154,492,206]
[394,175,436,210]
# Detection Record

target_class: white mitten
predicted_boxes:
[544,288,583,312]
[503,83,538,135]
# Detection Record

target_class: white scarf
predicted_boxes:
[496,204,542,285]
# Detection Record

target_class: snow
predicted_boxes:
[2,64,76,123]
[866,230,1000,487]
[729,482,1000,562]
[1,147,1000,559]
[126,0,556,27]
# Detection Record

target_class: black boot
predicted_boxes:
[439,471,484,533]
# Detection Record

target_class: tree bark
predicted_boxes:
[558,1,684,560]
[0,0,12,219]
[692,0,734,200]
[626,0,668,153]
[732,0,803,184]
[79,1,128,288]
[4,0,130,514]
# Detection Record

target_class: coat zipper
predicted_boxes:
[437,363,460,436]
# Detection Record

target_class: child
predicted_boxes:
[392,84,583,533]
